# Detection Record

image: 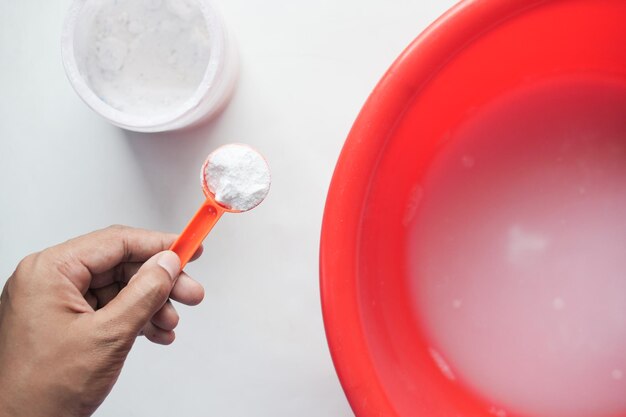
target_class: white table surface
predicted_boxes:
[0,1,457,416]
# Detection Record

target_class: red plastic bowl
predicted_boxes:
[320,1,626,416]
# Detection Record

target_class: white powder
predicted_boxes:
[78,0,210,117]
[204,144,271,212]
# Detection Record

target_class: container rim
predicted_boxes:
[60,0,226,132]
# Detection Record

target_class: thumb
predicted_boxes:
[99,250,181,335]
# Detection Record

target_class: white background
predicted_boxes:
[0,1,456,416]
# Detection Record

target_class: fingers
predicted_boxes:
[90,287,181,330]
[46,225,178,294]
[142,321,176,345]
[91,283,123,308]
[170,273,205,306]
[189,245,204,262]
[97,251,181,336]
[91,266,204,307]
[84,290,98,310]
[90,263,139,290]
[89,245,203,291]
[142,302,179,345]
[150,301,179,331]
[90,283,185,345]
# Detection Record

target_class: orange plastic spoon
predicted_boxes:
[169,157,239,269]
[169,144,270,268]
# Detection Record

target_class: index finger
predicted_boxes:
[44,225,177,294]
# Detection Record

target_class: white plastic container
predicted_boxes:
[61,0,238,132]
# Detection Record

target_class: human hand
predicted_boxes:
[0,225,205,417]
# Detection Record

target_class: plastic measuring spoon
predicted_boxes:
[170,144,270,268]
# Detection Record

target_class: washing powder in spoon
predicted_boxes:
[203,144,271,212]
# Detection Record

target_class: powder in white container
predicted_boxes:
[204,144,271,212]
[78,0,211,117]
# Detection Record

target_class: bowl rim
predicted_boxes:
[319,0,550,415]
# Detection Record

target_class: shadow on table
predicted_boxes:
[123,117,225,222]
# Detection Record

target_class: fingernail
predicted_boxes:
[157,251,181,281]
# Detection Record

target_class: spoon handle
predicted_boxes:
[170,199,225,269]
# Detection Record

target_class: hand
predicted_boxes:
[0,225,205,417]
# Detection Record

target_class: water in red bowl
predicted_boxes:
[409,75,626,417]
